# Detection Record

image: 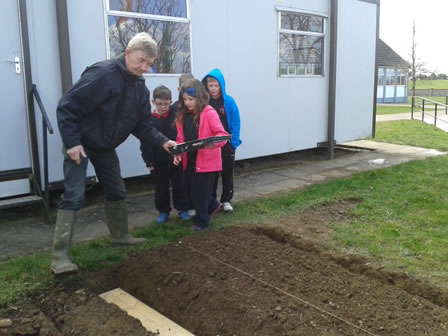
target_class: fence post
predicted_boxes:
[422,99,425,122]
[434,104,438,126]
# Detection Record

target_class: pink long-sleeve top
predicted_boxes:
[176,105,229,172]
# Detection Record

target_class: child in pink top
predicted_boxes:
[174,79,229,231]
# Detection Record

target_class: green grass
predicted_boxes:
[413,96,448,104]
[375,120,448,151]
[0,221,192,306]
[410,80,448,90]
[0,253,53,305]
[376,105,411,115]
[376,96,447,115]
[2,120,448,306]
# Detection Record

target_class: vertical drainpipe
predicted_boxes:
[327,0,338,160]
[19,0,41,189]
[371,1,380,138]
[55,0,73,94]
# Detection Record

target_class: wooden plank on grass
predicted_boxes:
[100,288,195,336]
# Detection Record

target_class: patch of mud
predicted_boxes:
[113,227,448,336]
[2,201,448,336]
[0,286,156,336]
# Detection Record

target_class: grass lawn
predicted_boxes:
[413,96,448,104]
[411,79,448,90]
[376,104,411,115]
[2,121,448,306]
[375,120,448,151]
[377,96,448,115]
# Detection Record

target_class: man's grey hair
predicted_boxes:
[127,32,157,59]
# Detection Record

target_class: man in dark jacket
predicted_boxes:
[52,32,175,275]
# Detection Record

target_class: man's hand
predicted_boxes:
[162,140,177,153]
[66,145,87,165]
[173,154,182,166]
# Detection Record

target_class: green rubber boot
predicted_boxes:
[104,199,146,245]
[50,209,78,274]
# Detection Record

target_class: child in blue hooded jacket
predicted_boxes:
[202,69,242,213]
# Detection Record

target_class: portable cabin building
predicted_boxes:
[376,39,410,103]
[0,0,379,204]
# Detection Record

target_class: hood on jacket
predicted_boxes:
[201,68,227,97]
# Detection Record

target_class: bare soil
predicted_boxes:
[1,202,448,336]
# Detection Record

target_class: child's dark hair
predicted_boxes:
[153,85,172,100]
[176,79,209,128]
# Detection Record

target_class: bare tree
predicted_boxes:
[109,0,191,73]
[409,20,426,97]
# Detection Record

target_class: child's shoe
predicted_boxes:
[222,202,233,213]
[156,212,169,223]
[178,211,190,221]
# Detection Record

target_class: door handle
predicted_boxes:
[6,56,21,75]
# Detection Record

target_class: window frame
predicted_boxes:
[103,0,193,77]
[276,6,327,78]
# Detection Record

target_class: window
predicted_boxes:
[397,69,407,85]
[378,68,384,85]
[278,10,325,77]
[385,68,395,85]
[105,0,191,74]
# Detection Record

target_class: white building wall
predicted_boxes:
[18,0,377,186]
[377,85,384,98]
[385,85,395,98]
[63,0,333,179]
[335,0,376,143]
[192,0,331,159]
[396,86,406,96]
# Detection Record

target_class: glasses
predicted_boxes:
[154,102,170,107]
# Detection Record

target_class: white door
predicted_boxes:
[0,0,32,197]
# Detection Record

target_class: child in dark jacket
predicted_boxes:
[142,85,189,223]
[173,79,229,231]
[202,69,242,213]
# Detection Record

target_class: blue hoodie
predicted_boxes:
[202,69,242,149]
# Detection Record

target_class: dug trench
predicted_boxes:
[1,202,448,336]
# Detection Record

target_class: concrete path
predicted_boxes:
[0,140,445,262]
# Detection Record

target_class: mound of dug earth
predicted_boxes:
[2,226,448,336]
[116,226,448,336]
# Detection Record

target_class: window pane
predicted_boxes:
[281,12,323,33]
[108,16,191,74]
[279,33,323,75]
[109,0,187,18]
[385,68,395,85]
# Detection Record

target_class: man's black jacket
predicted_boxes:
[57,56,167,165]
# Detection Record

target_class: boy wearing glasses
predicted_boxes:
[142,85,190,223]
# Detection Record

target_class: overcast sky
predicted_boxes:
[380,0,448,74]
